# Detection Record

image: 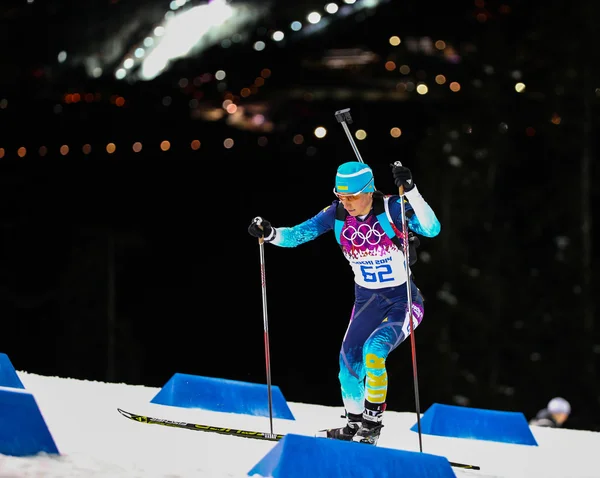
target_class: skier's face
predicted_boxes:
[337,193,373,217]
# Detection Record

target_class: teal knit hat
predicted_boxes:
[335,161,375,194]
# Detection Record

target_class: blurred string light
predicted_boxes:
[390,127,402,138]
[314,126,327,138]
[0,117,412,158]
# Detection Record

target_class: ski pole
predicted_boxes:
[334,108,364,163]
[254,216,275,436]
[393,161,423,453]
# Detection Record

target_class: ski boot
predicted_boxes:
[316,412,362,441]
[352,420,384,445]
[352,402,384,445]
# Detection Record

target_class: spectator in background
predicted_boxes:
[530,397,571,428]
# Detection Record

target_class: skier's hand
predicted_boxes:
[391,164,415,192]
[248,217,275,241]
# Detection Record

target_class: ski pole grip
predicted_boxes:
[253,216,265,244]
[391,161,404,194]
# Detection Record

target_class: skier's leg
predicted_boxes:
[320,291,381,439]
[363,298,424,409]
[338,291,381,415]
[353,284,424,445]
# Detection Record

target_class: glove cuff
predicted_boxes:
[264,227,276,242]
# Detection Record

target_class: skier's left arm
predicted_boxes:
[391,165,441,238]
[248,203,336,248]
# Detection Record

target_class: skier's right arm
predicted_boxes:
[248,203,336,248]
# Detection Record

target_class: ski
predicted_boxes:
[117,409,479,470]
[117,408,284,442]
[315,429,480,470]
[447,461,480,470]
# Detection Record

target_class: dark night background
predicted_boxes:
[1,0,599,430]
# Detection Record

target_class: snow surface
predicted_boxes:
[1,371,600,477]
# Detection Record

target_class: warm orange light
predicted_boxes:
[160,141,171,151]
[106,143,116,153]
[390,127,402,138]
[60,145,69,155]
[191,140,201,150]
[17,147,26,157]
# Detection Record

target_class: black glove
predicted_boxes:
[248,216,275,241]
[391,164,415,192]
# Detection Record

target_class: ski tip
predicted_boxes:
[449,461,480,470]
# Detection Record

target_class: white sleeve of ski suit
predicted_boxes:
[404,185,441,238]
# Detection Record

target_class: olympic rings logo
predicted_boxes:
[342,221,385,246]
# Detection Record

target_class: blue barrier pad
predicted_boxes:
[0,387,60,456]
[150,373,295,420]
[0,353,25,389]
[248,434,455,478]
[411,402,538,446]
